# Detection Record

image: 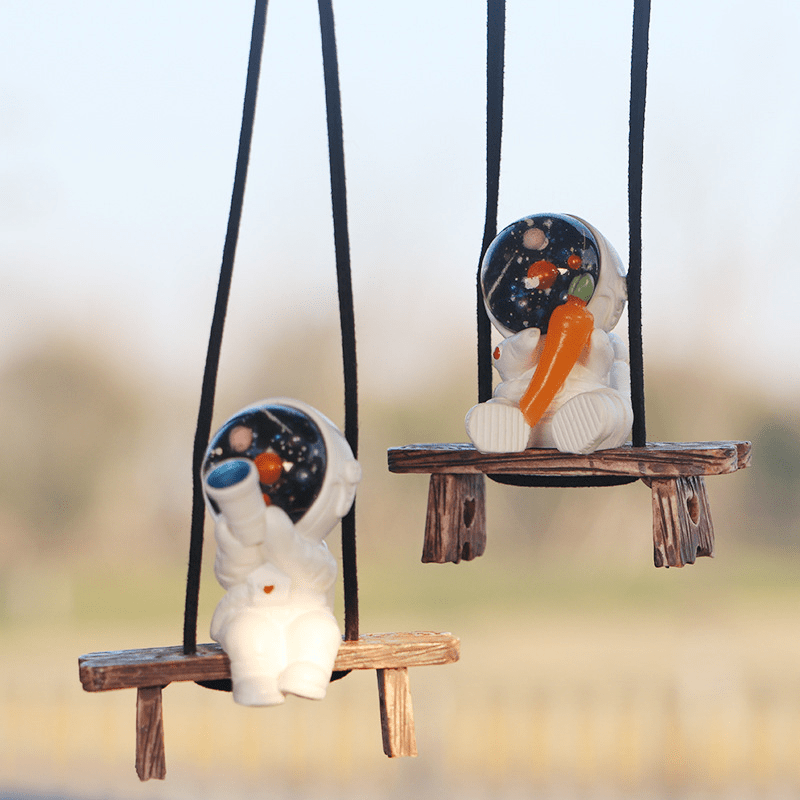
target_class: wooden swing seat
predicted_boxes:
[387,441,751,567]
[79,630,459,780]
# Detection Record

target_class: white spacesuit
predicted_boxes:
[202,398,361,707]
[466,214,633,454]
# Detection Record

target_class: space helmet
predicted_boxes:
[202,398,361,544]
[480,213,627,337]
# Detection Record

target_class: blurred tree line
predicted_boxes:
[0,322,797,576]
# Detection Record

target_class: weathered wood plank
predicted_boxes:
[79,632,460,693]
[334,632,460,672]
[136,686,166,780]
[736,441,752,470]
[388,441,751,478]
[80,644,227,692]
[647,476,715,568]
[423,473,486,563]
[377,668,417,758]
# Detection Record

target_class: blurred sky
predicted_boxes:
[2,0,799,402]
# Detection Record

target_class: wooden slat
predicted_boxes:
[423,474,486,563]
[377,668,417,757]
[334,632,459,672]
[79,632,460,693]
[648,476,715,568]
[735,441,752,470]
[388,441,751,478]
[135,686,166,780]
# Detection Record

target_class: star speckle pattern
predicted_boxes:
[481,214,600,334]
[204,403,327,523]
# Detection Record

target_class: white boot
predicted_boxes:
[279,661,330,701]
[549,389,631,454]
[465,401,532,453]
[231,674,285,707]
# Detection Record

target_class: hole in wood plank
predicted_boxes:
[463,498,476,528]
[686,491,700,525]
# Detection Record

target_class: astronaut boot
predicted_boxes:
[279,661,331,701]
[549,389,632,454]
[231,674,286,707]
[465,400,532,453]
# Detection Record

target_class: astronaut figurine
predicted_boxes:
[202,398,361,707]
[466,213,633,454]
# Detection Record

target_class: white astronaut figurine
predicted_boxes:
[466,213,633,454]
[202,398,361,707]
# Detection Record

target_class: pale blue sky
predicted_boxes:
[2,0,799,401]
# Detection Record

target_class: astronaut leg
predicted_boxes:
[465,399,532,453]
[279,608,342,701]
[217,608,287,706]
[548,388,633,454]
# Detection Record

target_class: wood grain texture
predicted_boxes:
[79,632,460,693]
[647,476,714,567]
[423,473,486,563]
[377,668,417,757]
[388,441,751,478]
[135,686,166,780]
[735,441,752,470]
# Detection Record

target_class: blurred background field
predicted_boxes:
[3,0,800,797]
[1,342,798,799]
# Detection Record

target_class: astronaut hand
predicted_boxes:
[260,505,296,555]
[608,331,630,364]
[218,504,266,547]
[576,328,615,381]
[494,327,541,381]
[213,517,265,590]
[215,516,240,550]
[609,359,631,395]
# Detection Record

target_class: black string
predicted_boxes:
[628,0,651,447]
[477,0,506,404]
[318,0,360,643]
[183,0,268,656]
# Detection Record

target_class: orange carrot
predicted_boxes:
[519,276,595,429]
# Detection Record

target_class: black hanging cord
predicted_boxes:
[627,0,651,447]
[183,0,269,656]
[477,0,506,404]
[318,0,360,643]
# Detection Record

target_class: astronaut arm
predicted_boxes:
[262,507,338,592]
[579,328,615,378]
[607,332,631,394]
[213,516,265,590]
[494,326,541,381]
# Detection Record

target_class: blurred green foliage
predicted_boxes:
[0,324,796,579]
[0,341,144,548]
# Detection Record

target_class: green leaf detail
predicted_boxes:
[568,273,595,302]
